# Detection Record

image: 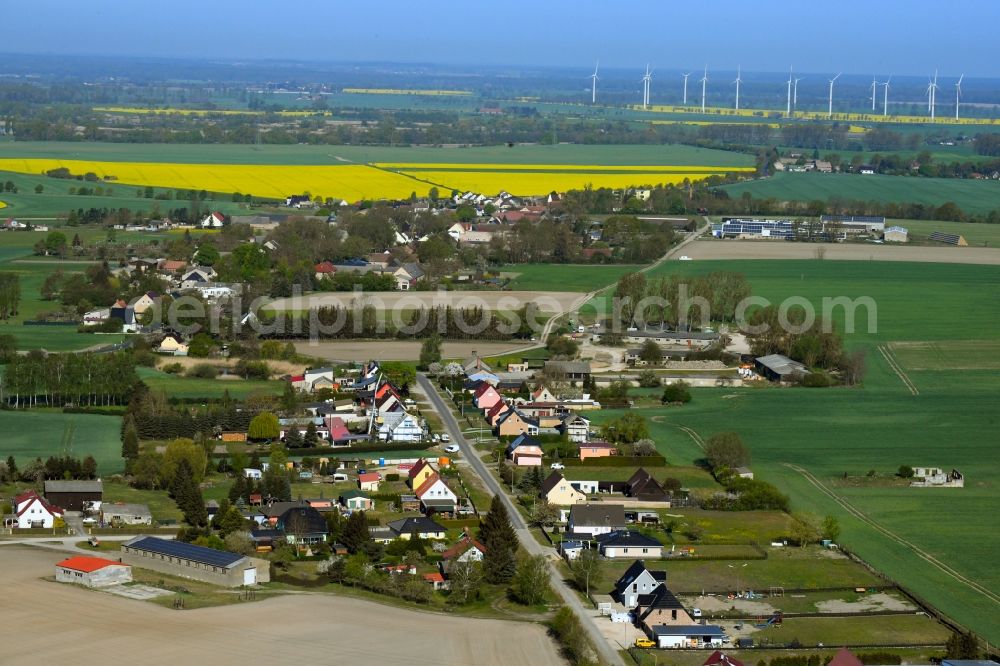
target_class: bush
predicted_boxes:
[385,473,400,482]
[133,349,158,367]
[187,363,220,379]
[637,370,660,388]
[798,371,834,387]
[897,465,914,478]
[661,380,692,404]
[235,359,272,380]
[162,362,185,374]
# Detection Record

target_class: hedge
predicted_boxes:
[559,455,667,467]
[63,407,127,416]
[283,442,434,457]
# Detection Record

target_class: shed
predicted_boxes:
[754,354,809,382]
[101,503,153,526]
[55,556,132,587]
[44,480,103,512]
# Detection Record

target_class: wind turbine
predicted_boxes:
[733,65,742,111]
[682,72,691,105]
[641,64,653,109]
[955,74,964,120]
[927,70,939,120]
[793,76,803,110]
[700,65,708,114]
[870,75,878,112]
[827,73,841,119]
[786,68,793,116]
[589,62,599,104]
[882,76,891,116]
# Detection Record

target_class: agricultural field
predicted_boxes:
[637,103,1000,127]
[0,141,755,201]
[0,411,124,474]
[894,218,1000,246]
[585,258,1000,641]
[721,171,1000,215]
[503,263,644,292]
[134,367,284,400]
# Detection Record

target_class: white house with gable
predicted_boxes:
[378,412,423,443]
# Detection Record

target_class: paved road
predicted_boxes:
[0,532,164,556]
[416,374,626,666]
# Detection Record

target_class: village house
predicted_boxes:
[408,459,437,490]
[625,468,671,503]
[578,441,618,462]
[156,334,189,356]
[274,505,329,545]
[388,516,447,540]
[541,471,587,505]
[339,490,374,511]
[440,535,487,571]
[614,559,667,607]
[8,490,64,529]
[496,409,539,438]
[414,472,459,515]
[473,383,504,412]
[314,261,336,281]
[567,504,627,537]
[130,291,158,315]
[561,413,591,443]
[377,411,423,443]
[358,472,381,492]
[201,212,225,228]
[55,556,132,588]
[598,530,665,559]
[506,433,544,466]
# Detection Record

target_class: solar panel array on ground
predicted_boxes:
[929,231,967,246]
[126,536,244,568]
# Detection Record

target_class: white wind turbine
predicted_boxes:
[827,73,841,119]
[733,65,742,110]
[927,70,939,120]
[793,76,804,110]
[700,65,708,113]
[589,62,599,104]
[682,72,691,105]
[955,74,964,120]
[882,75,891,117]
[641,64,653,109]
[786,67,793,116]
[870,75,878,112]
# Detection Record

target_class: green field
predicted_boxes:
[722,171,1000,215]
[0,140,755,168]
[504,263,644,292]
[0,411,124,474]
[135,367,284,399]
[586,259,1000,641]
[890,218,1000,246]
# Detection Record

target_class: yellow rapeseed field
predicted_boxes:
[0,158,745,200]
[0,200,6,209]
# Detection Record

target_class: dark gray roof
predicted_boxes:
[125,536,244,568]
[614,560,666,595]
[568,503,627,528]
[755,354,809,376]
[44,480,103,493]
[541,471,566,495]
[598,530,663,548]
[651,624,725,637]
[388,516,446,535]
[544,360,591,375]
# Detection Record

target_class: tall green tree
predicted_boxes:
[121,414,140,463]
[480,495,517,584]
[419,333,442,369]
[511,554,550,605]
[248,412,280,440]
[170,459,208,527]
[343,510,371,554]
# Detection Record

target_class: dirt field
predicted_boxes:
[292,339,536,361]
[0,547,563,666]
[153,356,308,376]
[681,240,1000,264]
[268,290,587,312]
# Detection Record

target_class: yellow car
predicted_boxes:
[634,638,656,649]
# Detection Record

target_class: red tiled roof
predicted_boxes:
[423,572,445,583]
[441,536,487,560]
[56,556,124,573]
[15,490,63,517]
[414,472,444,498]
[314,261,336,273]
[358,472,380,483]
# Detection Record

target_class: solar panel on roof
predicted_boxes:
[128,536,244,568]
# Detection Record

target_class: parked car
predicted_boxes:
[432,434,441,442]
[634,638,656,649]
[679,255,693,261]
[550,462,566,470]
[444,444,460,453]
[692,608,702,617]
[441,433,450,443]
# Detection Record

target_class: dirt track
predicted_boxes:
[681,240,1000,264]
[292,340,535,361]
[268,290,586,312]
[0,547,563,666]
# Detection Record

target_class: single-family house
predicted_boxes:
[130,292,158,315]
[156,334,189,356]
[532,386,558,403]
[275,505,329,545]
[180,267,216,289]
[377,411,423,443]
[314,261,336,281]
[414,472,459,515]
[473,383,504,412]
[440,535,486,566]
[614,559,667,608]
[496,409,539,438]
[10,490,64,529]
[567,503,627,537]
[392,262,425,290]
[388,516,447,540]
[55,556,132,588]
[598,530,664,559]
[578,441,618,462]
[358,472,381,492]
[541,471,587,505]
[243,468,263,480]
[485,401,511,426]
[201,212,225,228]
[339,490,374,511]
[109,300,139,333]
[636,584,698,633]
[423,572,448,590]
[561,413,591,443]
[408,459,437,490]
[505,433,544,466]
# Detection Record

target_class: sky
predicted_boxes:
[4,0,1000,78]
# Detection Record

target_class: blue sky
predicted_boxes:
[5,0,999,77]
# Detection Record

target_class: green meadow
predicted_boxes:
[587,258,1000,641]
[722,171,1000,215]
[0,411,125,474]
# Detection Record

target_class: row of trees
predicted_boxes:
[0,273,20,320]
[1,352,138,407]
[1,454,98,483]
[613,270,752,328]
